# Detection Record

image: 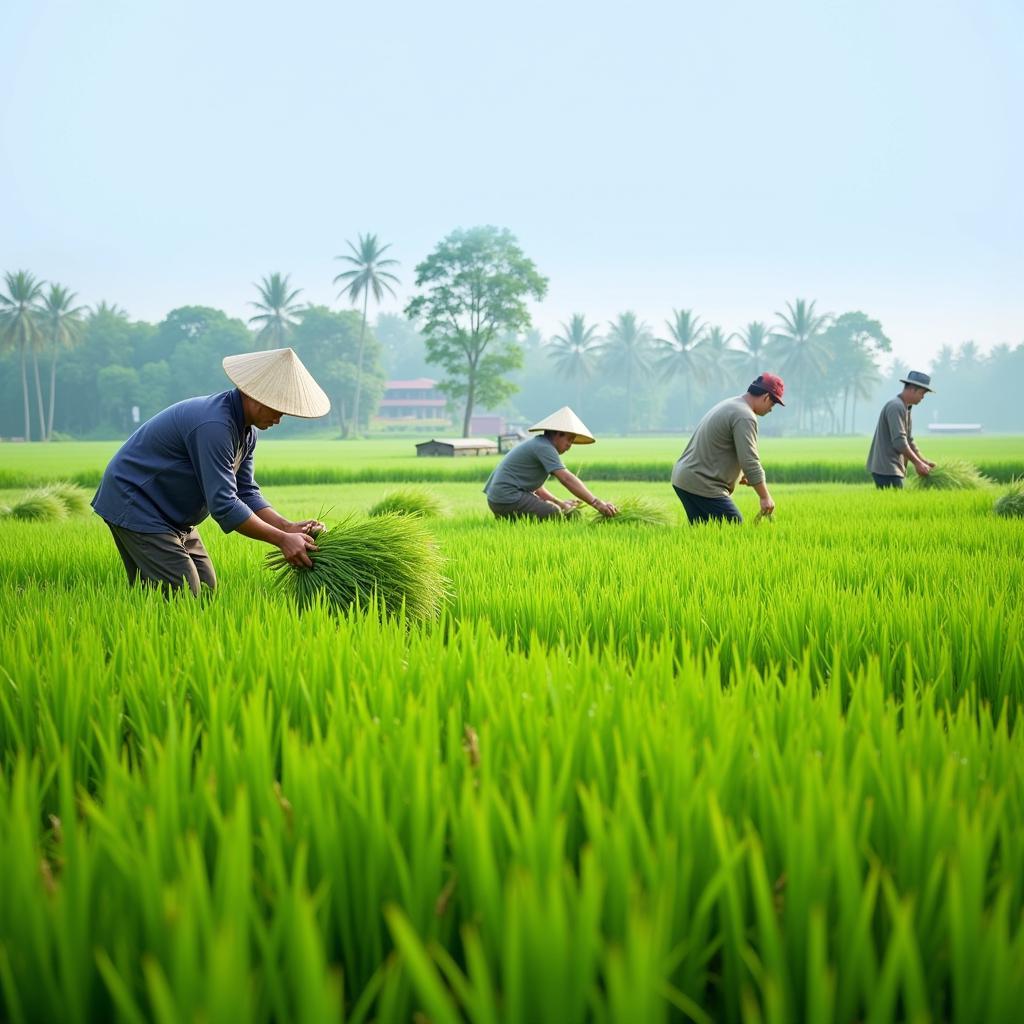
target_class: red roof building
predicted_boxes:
[376,378,449,421]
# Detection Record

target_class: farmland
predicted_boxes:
[2,440,1024,1023]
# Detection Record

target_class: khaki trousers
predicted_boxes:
[105,522,217,595]
[487,492,562,521]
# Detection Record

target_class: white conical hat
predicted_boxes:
[222,348,331,418]
[528,406,596,444]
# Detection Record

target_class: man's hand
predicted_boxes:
[279,531,318,568]
[288,518,325,535]
[559,499,580,511]
[739,475,750,486]
[593,499,618,518]
[913,460,931,477]
[759,493,776,516]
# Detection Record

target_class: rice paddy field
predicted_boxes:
[2,438,1024,1023]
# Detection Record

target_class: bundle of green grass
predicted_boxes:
[266,513,449,623]
[994,479,1024,519]
[588,497,673,527]
[368,487,445,519]
[908,460,990,491]
[1,483,92,522]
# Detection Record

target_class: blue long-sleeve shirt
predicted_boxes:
[92,388,271,534]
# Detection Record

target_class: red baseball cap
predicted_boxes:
[751,373,785,406]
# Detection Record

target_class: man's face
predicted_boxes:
[251,400,284,429]
[905,386,928,406]
[754,393,777,417]
[551,431,576,454]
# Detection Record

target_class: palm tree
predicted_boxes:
[40,284,86,440]
[548,314,601,409]
[333,234,400,438]
[771,299,832,428]
[655,308,708,430]
[0,270,45,441]
[599,311,653,433]
[697,325,744,395]
[248,273,303,351]
[735,321,774,380]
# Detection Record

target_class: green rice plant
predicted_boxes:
[994,479,1024,519]
[266,512,449,622]
[368,487,445,519]
[42,482,92,517]
[908,459,990,490]
[5,489,68,522]
[588,496,672,526]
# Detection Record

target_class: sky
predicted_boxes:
[2,0,1022,371]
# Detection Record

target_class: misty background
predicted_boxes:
[2,0,1022,439]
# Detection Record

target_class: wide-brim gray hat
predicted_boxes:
[223,347,331,418]
[899,370,934,393]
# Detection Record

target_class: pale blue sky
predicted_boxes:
[3,0,1021,368]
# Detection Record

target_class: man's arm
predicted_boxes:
[733,420,773,513]
[254,506,324,534]
[551,468,617,517]
[887,405,931,475]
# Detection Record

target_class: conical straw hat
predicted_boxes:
[528,406,596,444]
[222,348,331,418]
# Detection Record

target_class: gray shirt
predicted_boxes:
[483,435,566,504]
[671,396,765,497]
[92,388,271,534]
[867,396,915,477]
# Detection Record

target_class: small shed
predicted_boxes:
[415,437,499,457]
[927,423,982,434]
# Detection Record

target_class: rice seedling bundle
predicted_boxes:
[368,487,445,518]
[5,489,68,522]
[42,482,92,516]
[908,458,990,490]
[994,479,1024,518]
[587,496,672,526]
[266,512,448,622]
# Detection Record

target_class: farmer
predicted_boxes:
[483,406,618,520]
[671,373,784,524]
[866,370,936,489]
[92,347,331,594]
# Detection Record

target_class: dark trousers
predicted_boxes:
[673,485,743,524]
[871,473,905,490]
[487,492,562,520]
[105,522,217,595]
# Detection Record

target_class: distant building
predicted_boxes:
[415,438,499,457]
[376,378,448,423]
[927,423,982,433]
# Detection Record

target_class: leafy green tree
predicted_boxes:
[375,313,432,378]
[405,226,548,436]
[599,312,653,433]
[96,365,140,433]
[39,285,86,440]
[547,314,601,410]
[0,270,45,441]
[333,234,400,438]
[655,309,708,429]
[821,312,891,432]
[248,273,303,350]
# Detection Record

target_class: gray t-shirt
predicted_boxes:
[867,396,914,477]
[483,435,566,504]
[671,396,765,497]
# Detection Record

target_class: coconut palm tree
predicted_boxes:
[548,314,601,409]
[248,273,304,351]
[735,321,774,381]
[771,298,831,427]
[655,308,708,430]
[696,325,744,396]
[40,284,86,440]
[599,311,653,433]
[333,234,400,437]
[0,270,46,441]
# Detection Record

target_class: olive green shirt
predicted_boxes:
[483,435,566,504]
[867,396,915,477]
[671,396,765,497]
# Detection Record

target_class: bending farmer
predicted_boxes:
[866,370,935,489]
[92,347,331,594]
[484,406,618,520]
[671,374,785,524]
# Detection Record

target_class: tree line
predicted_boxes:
[3,224,1022,439]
